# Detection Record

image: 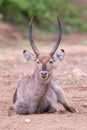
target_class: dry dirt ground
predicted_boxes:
[0,35,87,130]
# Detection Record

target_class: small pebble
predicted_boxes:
[25,119,31,123]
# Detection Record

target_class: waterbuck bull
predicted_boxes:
[10,18,76,115]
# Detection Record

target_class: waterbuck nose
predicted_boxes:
[40,71,48,77]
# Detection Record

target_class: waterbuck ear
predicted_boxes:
[52,49,65,62]
[23,50,36,61]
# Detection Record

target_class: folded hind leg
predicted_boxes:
[14,101,29,115]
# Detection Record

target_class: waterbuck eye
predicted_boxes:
[49,60,53,64]
[37,60,40,64]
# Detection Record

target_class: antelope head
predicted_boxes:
[23,17,65,80]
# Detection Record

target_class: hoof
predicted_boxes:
[68,107,78,113]
[48,107,57,113]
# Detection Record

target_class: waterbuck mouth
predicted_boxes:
[41,76,48,80]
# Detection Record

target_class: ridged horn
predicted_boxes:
[49,18,62,56]
[29,17,40,56]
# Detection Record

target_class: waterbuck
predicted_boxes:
[10,18,76,115]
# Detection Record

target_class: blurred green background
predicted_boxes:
[0,0,87,33]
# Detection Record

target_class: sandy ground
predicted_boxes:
[0,39,87,130]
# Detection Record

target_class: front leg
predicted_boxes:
[37,95,57,114]
[37,100,47,114]
[37,102,57,114]
[51,81,77,113]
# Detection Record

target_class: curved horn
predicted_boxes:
[29,17,40,56]
[49,18,62,56]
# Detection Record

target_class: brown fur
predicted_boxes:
[8,52,76,115]
[38,54,51,63]
[8,18,77,115]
